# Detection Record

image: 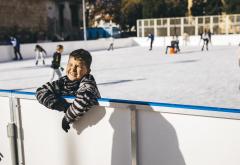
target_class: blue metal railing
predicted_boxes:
[1,89,240,114]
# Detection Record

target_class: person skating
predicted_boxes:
[107,36,114,51]
[165,36,180,54]
[49,45,64,82]
[10,36,23,60]
[36,49,101,132]
[201,29,210,51]
[35,44,47,65]
[148,33,154,50]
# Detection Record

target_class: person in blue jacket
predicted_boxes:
[148,33,154,50]
[10,36,23,60]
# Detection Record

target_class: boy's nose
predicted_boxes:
[72,66,77,71]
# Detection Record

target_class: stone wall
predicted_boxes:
[0,0,49,31]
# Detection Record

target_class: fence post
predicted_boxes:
[15,98,25,165]
[129,105,138,165]
[8,96,19,165]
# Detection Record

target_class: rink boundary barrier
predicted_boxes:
[0,89,240,115]
[1,89,240,165]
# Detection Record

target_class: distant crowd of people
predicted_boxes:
[145,28,212,54]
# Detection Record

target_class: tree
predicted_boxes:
[224,0,240,14]
[191,0,205,16]
[142,0,167,18]
[165,0,188,17]
[205,0,223,15]
[121,0,143,31]
[142,0,187,18]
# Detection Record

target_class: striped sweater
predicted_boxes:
[36,74,101,123]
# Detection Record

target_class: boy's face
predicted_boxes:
[57,47,63,53]
[66,57,88,81]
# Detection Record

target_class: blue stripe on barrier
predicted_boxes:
[1,89,240,113]
[98,98,240,114]
[13,90,35,95]
[0,89,14,93]
[0,89,36,96]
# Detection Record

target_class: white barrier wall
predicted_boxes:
[1,90,240,165]
[133,34,240,47]
[20,99,131,165]
[0,38,136,62]
[138,110,240,165]
[0,96,12,165]
[1,34,239,62]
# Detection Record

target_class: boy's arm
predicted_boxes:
[36,80,70,112]
[64,82,100,123]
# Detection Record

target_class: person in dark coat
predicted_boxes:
[49,45,64,82]
[148,33,154,50]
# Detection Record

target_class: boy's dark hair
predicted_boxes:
[69,49,92,69]
[57,45,63,50]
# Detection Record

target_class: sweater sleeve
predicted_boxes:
[36,79,70,111]
[64,82,100,123]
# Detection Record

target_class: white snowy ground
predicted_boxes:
[0,45,240,109]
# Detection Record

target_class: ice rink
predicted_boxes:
[0,45,240,109]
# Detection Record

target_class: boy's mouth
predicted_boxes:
[70,73,76,77]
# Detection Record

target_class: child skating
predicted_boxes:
[35,44,47,65]
[49,45,64,82]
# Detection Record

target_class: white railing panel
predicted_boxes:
[0,38,137,62]
[0,97,12,165]
[19,99,132,165]
[138,109,240,165]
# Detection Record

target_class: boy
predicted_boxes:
[50,45,64,82]
[36,49,101,132]
[35,44,47,65]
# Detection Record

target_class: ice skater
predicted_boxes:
[49,45,64,82]
[148,33,154,50]
[10,36,23,60]
[165,36,180,54]
[201,29,210,51]
[35,44,47,65]
[107,36,114,51]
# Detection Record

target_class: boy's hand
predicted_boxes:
[62,117,70,132]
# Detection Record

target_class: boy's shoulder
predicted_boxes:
[80,74,96,84]
[77,74,99,96]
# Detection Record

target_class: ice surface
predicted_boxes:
[0,45,240,108]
